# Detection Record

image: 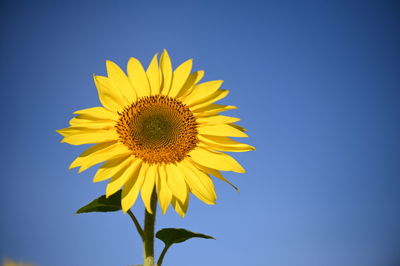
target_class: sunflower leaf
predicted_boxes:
[156,228,215,246]
[75,190,122,214]
[156,228,215,266]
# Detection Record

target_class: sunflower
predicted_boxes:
[57,50,254,217]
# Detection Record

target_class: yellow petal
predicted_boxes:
[191,159,239,191]
[56,127,87,137]
[197,123,248,138]
[94,75,127,111]
[176,70,205,98]
[193,70,205,84]
[127,57,151,97]
[230,123,247,132]
[70,141,130,172]
[69,117,115,129]
[57,126,114,138]
[160,50,173,95]
[168,59,192,97]
[183,80,224,106]
[93,155,133,182]
[60,129,119,145]
[156,165,172,214]
[146,53,161,95]
[165,163,188,205]
[69,141,117,168]
[189,147,245,173]
[179,159,216,204]
[121,161,147,212]
[171,195,189,218]
[106,159,141,198]
[196,115,240,125]
[193,104,237,117]
[189,90,229,111]
[78,145,130,172]
[141,164,157,214]
[106,60,137,102]
[73,107,119,121]
[198,134,255,152]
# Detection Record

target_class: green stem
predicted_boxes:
[156,244,171,266]
[143,190,157,266]
[127,209,144,240]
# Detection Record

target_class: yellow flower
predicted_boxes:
[57,50,254,217]
[2,258,34,266]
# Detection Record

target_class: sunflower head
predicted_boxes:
[57,50,255,217]
[115,95,198,164]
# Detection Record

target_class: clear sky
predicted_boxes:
[1,1,399,266]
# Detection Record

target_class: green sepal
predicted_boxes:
[156,228,215,246]
[75,190,122,214]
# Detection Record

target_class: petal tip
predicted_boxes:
[77,167,86,173]
[122,205,130,213]
[68,163,79,170]
[121,199,131,213]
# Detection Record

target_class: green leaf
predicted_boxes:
[156,228,215,246]
[75,190,122,214]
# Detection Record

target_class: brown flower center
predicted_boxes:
[116,95,198,164]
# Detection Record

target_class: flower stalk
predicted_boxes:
[156,243,171,266]
[127,210,144,240]
[143,190,157,266]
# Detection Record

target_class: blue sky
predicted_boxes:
[1,1,399,266]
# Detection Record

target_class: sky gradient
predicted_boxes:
[1,1,399,266]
